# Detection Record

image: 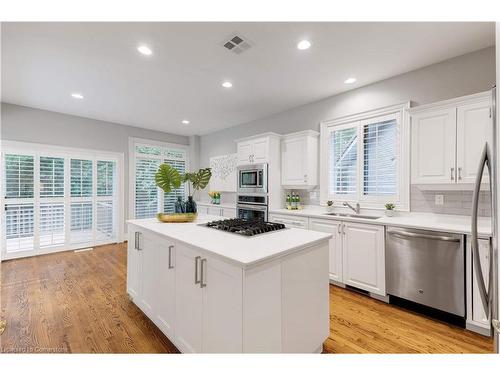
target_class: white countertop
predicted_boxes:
[269,206,493,237]
[127,215,332,269]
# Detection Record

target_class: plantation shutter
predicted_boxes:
[329,126,358,196]
[4,154,35,252]
[135,158,161,219]
[96,160,116,242]
[164,149,187,214]
[363,118,397,196]
[70,159,93,244]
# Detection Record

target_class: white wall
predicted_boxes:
[200,47,496,164]
[0,103,190,231]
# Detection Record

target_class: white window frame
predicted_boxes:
[320,102,410,211]
[0,140,125,260]
[128,137,190,220]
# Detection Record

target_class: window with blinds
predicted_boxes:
[363,119,397,196]
[133,142,188,219]
[330,127,358,196]
[2,146,120,259]
[326,110,402,206]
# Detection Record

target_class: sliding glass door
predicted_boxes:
[1,143,122,260]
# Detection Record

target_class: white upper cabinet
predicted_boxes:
[235,133,281,165]
[411,108,457,184]
[456,99,493,184]
[281,130,319,188]
[411,91,492,186]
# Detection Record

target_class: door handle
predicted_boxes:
[195,256,201,284]
[168,245,174,269]
[387,229,460,242]
[471,142,493,318]
[200,258,207,288]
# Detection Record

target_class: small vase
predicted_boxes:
[326,205,334,213]
[175,196,186,213]
[185,196,197,214]
[385,209,395,217]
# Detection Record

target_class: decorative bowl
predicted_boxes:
[156,213,198,223]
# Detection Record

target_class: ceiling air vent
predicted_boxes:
[222,33,252,54]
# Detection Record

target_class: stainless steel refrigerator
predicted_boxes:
[472,86,500,353]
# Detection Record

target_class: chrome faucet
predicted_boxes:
[343,201,360,214]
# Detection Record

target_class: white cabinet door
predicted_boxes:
[308,218,343,283]
[175,243,203,353]
[221,208,237,218]
[282,137,306,186]
[208,206,222,216]
[138,234,156,318]
[472,239,491,328]
[252,137,269,164]
[155,240,176,338]
[456,100,493,184]
[237,141,253,165]
[342,222,385,296]
[411,108,457,184]
[202,255,243,353]
[127,229,141,300]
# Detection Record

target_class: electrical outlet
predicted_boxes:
[435,195,444,205]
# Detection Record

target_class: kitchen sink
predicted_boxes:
[324,213,381,220]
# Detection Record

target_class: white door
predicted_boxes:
[411,108,457,184]
[174,243,203,353]
[282,137,306,185]
[472,239,491,327]
[308,218,343,283]
[127,229,141,300]
[155,240,176,338]
[342,222,385,296]
[237,141,253,165]
[202,255,243,353]
[252,138,269,163]
[138,234,156,318]
[456,99,493,184]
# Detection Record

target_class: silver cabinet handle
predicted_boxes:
[195,256,201,284]
[337,225,341,234]
[342,223,346,235]
[168,245,174,269]
[136,232,142,251]
[200,258,207,288]
[458,167,462,180]
[134,232,138,250]
[472,142,493,318]
[450,167,455,181]
[304,174,308,182]
[387,229,460,242]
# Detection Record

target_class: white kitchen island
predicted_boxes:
[127,215,332,353]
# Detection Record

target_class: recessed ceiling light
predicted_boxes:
[222,81,233,88]
[137,45,153,56]
[344,77,357,84]
[181,120,190,125]
[297,40,312,50]
[71,93,84,99]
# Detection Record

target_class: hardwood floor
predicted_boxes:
[0,243,494,353]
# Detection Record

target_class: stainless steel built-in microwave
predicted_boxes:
[237,164,268,194]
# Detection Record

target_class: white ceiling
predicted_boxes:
[1,22,495,136]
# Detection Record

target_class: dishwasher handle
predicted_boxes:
[387,229,461,242]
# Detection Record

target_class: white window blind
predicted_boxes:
[164,149,187,214]
[40,203,65,248]
[330,126,357,196]
[363,119,397,196]
[97,160,115,197]
[135,158,161,219]
[40,156,64,197]
[70,202,93,244]
[5,203,35,252]
[71,159,93,197]
[5,154,34,198]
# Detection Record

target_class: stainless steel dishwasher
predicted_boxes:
[385,227,465,317]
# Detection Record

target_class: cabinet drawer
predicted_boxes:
[268,214,308,229]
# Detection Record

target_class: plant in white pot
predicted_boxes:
[385,203,396,217]
[326,200,334,213]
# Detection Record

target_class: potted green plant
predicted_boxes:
[385,203,396,217]
[155,163,212,214]
[326,200,334,213]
